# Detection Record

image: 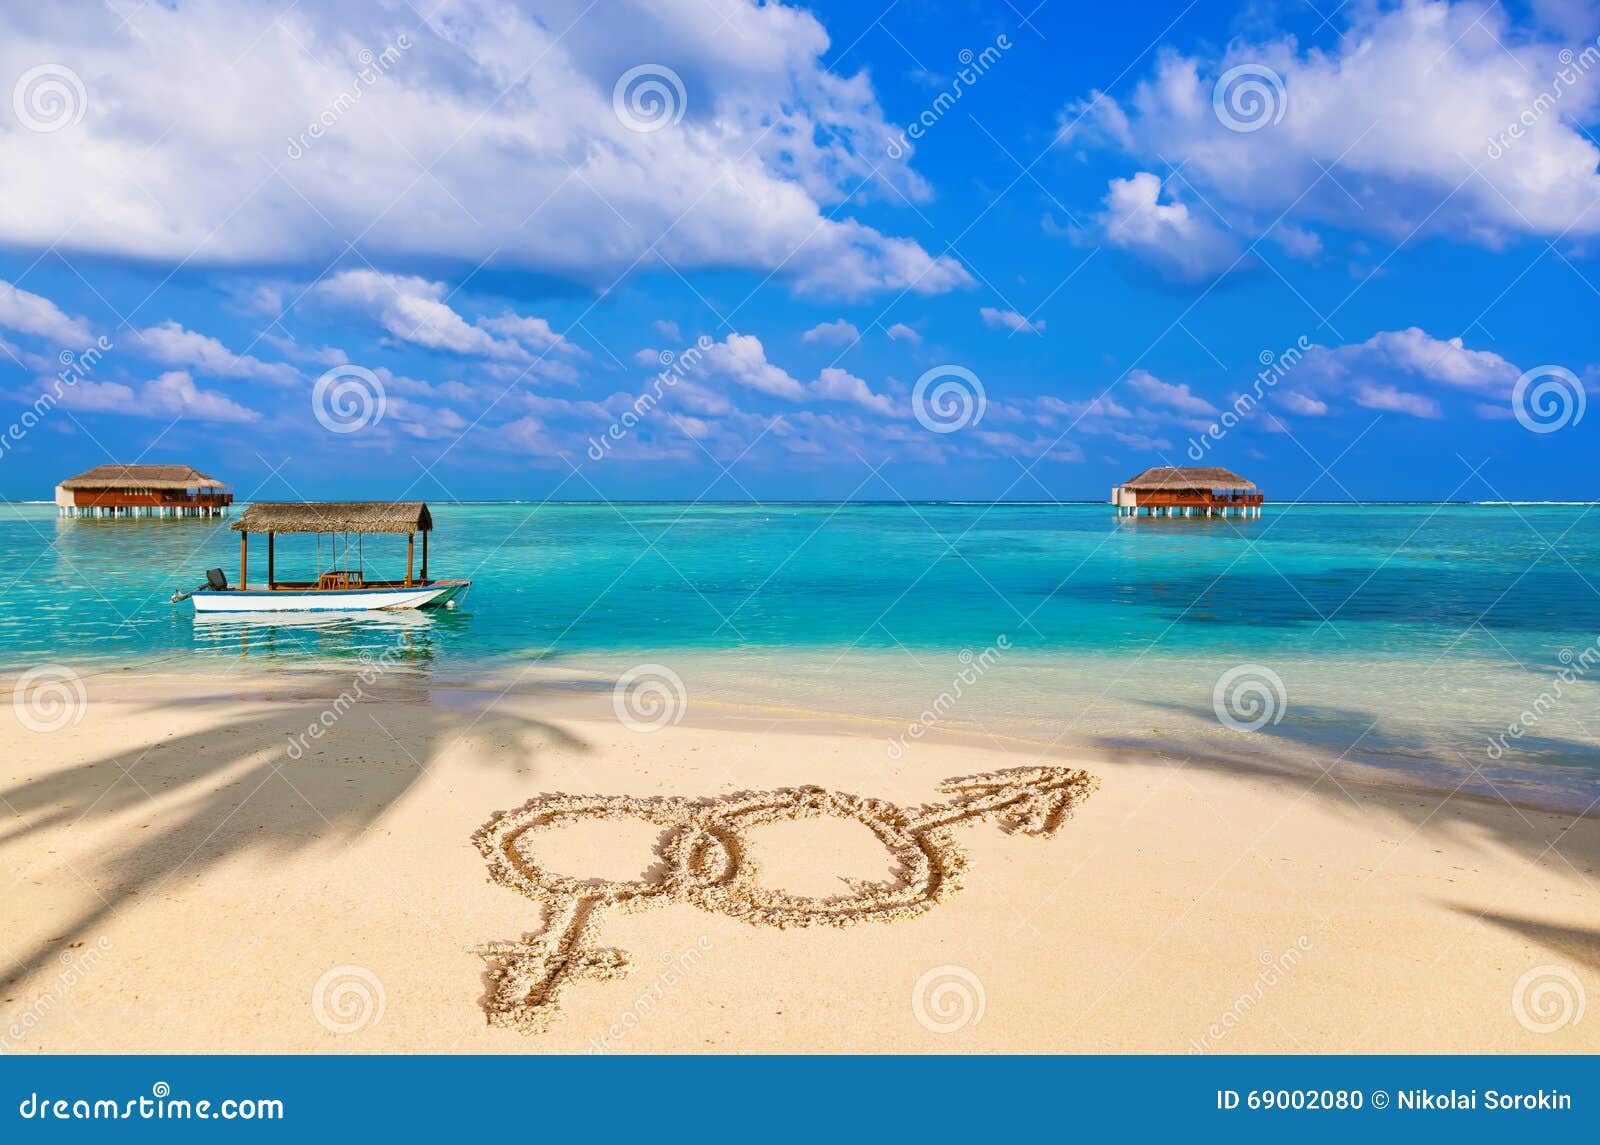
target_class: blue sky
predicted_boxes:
[1,0,1596,502]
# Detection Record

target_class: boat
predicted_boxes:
[175,500,470,613]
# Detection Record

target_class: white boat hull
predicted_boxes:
[190,580,469,614]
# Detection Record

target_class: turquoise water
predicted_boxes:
[5,501,1599,803]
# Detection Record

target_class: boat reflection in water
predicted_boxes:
[190,607,456,671]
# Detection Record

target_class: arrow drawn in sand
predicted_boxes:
[473,766,1097,1033]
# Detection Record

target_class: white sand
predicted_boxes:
[1,671,1596,1053]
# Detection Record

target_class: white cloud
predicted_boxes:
[1354,383,1443,418]
[801,318,861,346]
[1361,327,1517,393]
[56,369,260,422]
[315,270,576,369]
[132,320,299,383]
[1276,390,1328,416]
[885,322,920,343]
[700,333,808,400]
[979,307,1046,334]
[1094,173,1240,282]
[1126,368,1218,415]
[0,279,92,344]
[0,0,969,299]
[1287,326,1524,417]
[652,320,682,342]
[810,366,895,414]
[1061,2,1600,256]
[478,312,582,355]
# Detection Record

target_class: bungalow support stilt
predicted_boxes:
[406,533,415,586]
[239,532,248,590]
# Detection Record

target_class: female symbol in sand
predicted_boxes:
[472,766,1097,1033]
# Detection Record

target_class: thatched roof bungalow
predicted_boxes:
[56,463,232,518]
[1111,466,1263,518]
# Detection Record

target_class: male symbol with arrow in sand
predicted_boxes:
[473,766,1098,1033]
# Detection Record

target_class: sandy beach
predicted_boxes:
[2,668,1596,1054]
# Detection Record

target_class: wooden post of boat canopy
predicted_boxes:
[266,532,275,590]
[239,531,248,590]
[406,533,414,586]
[420,530,428,583]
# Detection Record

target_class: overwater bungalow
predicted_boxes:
[1111,466,1263,518]
[55,463,233,519]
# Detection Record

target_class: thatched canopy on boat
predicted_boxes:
[231,501,433,535]
[60,463,227,490]
[1121,466,1256,492]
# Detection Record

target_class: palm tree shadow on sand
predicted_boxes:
[0,674,590,993]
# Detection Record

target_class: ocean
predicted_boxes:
[5,501,1598,807]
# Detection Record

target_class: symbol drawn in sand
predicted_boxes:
[472,766,1097,1033]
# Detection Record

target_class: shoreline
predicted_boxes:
[20,661,1600,818]
[3,670,1596,1052]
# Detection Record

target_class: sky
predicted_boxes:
[1,0,1597,503]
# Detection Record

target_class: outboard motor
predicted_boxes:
[172,568,229,603]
